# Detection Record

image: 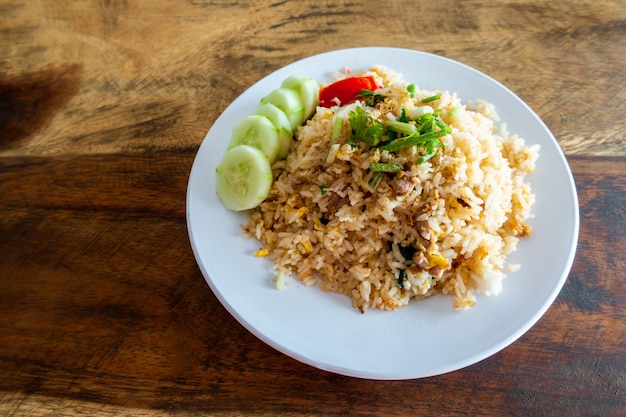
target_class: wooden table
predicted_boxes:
[1,1,624,415]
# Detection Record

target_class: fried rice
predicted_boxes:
[244,66,539,312]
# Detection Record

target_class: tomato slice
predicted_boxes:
[318,75,378,107]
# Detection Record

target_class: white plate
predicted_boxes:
[186,47,579,380]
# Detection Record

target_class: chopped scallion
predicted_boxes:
[384,120,417,136]
[410,106,434,119]
[399,108,411,123]
[368,171,384,190]
[407,84,416,98]
[416,113,434,123]
[433,117,452,134]
[417,140,445,164]
[331,116,343,143]
[326,143,340,163]
[370,162,402,173]
[418,150,437,164]
[447,106,461,123]
[378,129,448,153]
[421,94,440,103]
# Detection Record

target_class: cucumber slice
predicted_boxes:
[228,115,280,164]
[253,103,293,159]
[281,75,320,121]
[260,87,305,131]
[215,145,273,211]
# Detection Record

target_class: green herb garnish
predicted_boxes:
[395,269,405,289]
[368,171,384,190]
[349,106,384,146]
[330,116,343,143]
[421,94,440,103]
[407,84,416,98]
[384,120,417,136]
[357,89,386,107]
[399,244,417,260]
[370,162,402,173]
[399,108,411,123]
[320,185,327,195]
[378,129,447,153]
[417,139,445,163]
[344,101,451,192]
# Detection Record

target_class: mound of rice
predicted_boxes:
[244,66,539,312]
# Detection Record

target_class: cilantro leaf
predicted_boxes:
[349,106,384,146]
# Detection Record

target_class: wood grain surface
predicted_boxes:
[1,0,625,416]
[1,0,625,157]
[0,155,624,417]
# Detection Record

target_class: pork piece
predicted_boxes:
[427,265,445,280]
[324,191,350,217]
[410,252,447,280]
[414,251,430,269]
[392,177,415,194]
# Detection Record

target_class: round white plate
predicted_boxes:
[186,47,579,380]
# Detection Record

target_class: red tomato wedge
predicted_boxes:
[318,75,379,107]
